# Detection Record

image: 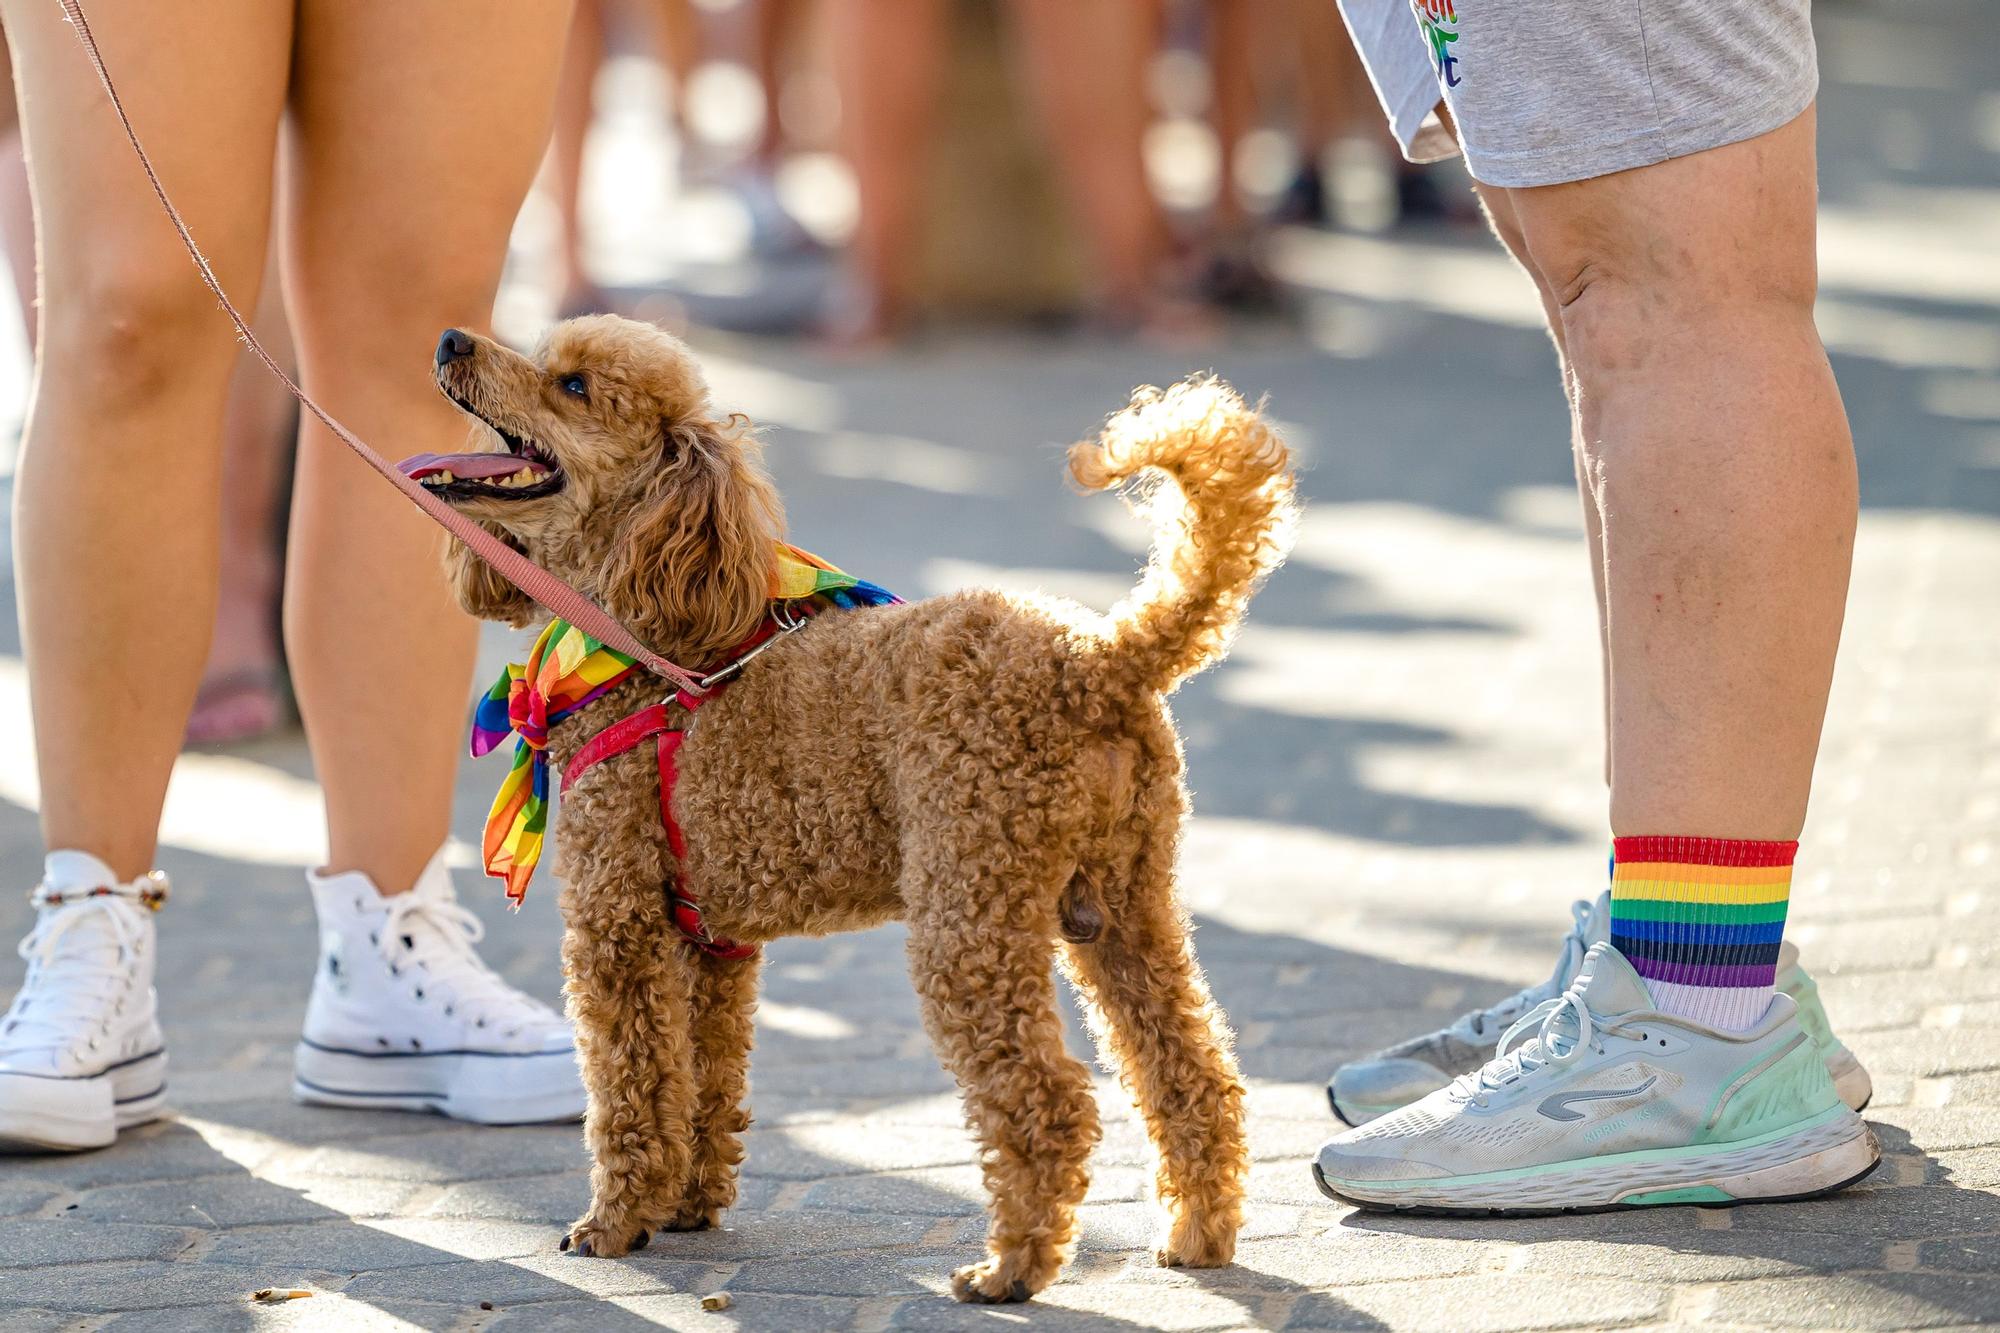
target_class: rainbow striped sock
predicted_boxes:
[1609,835,1794,1032]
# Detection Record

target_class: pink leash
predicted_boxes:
[53,0,707,697]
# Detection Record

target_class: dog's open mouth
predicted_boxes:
[399,395,566,501]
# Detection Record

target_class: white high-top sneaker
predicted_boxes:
[293,847,584,1125]
[0,853,170,1152]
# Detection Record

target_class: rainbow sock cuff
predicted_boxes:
[1609,836,1795,991]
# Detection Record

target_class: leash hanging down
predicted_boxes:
[52,0,707,697]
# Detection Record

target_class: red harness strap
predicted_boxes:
[560,686,756,962]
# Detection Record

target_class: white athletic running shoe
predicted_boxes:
[293,849,584,1125]
[0,855,170,1152]
[1313,943,1880,1215]
[1327,892,1872,1125]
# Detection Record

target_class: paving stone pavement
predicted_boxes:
[2,4,1998,1329]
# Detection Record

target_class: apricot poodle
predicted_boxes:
[410,315,1296,1302]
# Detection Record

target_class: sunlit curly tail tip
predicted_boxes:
[1068,375,1299,694]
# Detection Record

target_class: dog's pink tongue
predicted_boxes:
[399,451,546,481]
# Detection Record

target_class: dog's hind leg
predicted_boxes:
[1061,838,1248,1270]
[903,850,1101,1303]
[560,892,700,1258]
[662,949,761,1232]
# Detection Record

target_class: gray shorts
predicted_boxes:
[1335,0,1820,188]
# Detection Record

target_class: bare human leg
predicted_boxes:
[2,0,291,880]
[281,0,575,896]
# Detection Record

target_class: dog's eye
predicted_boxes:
[559,374,588,399]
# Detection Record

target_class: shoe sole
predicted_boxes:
[293,1042,584,1125]
[0,1049,168,1153]
[1314,1106,1879,1216]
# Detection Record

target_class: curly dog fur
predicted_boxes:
[424,315,1296,1301]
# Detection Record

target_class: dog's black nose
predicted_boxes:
[436,328,475,366]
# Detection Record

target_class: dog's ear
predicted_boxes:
[445,524,540,627]
[602,412,784,662]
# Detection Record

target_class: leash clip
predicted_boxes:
[690,603,811,693]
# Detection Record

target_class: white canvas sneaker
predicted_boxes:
[1327,892,1872,1125]
[0,853,170,1152]
[1314,944,1880,1215]
[293,848,584,1125]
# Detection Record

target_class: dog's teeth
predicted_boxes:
[437,470,454,483]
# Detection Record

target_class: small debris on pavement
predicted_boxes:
[701,1292,734,1312]
[250,1289,313,1304]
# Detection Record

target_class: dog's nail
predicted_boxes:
[632,1230,650,1251]
[1009,1280,1031,1302]
[558,1234,571,1252]
[577,1240,594,1258]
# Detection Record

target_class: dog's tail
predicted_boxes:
[1068,377,1297,697]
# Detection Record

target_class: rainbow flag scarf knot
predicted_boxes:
[473,543,898,907]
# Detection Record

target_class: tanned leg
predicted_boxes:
[281,0,573,895]
[2,0,290,880]
[1505,108,1855,839]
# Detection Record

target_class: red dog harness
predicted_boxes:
[555,612,802,962]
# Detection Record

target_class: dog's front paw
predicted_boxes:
[949,1258,1035,1305]
[560,1216,651,1259]
[1154,1207,1237,1269]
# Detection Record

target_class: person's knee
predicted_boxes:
[1529,206,1817,426]
[39,259,247,408]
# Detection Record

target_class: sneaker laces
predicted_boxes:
[1451,976,1605,1108]
[1444,897,1595,1044]
[374,882,558,1039]
[4,875,163,1060]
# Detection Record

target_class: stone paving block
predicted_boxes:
[1918,1236,2000,1275]
[0,1310,89,1333]
[1728,1186,2000,1241]
[0,1183,61,1218]
[285,1126,587,1184]
[340,1253,704,1305]
[491,1292,864,1331]
[1284,1273,1667,1330]
[640,1209,937,1265]
[1508,1231,1891,1282]
[1705,1273,2000,1329]
[0,1218,196,1268]
[0,1260,348,1314]
[724,1252,941,1298]
[801,1167,987,1216]
[893,1280,1272,1331]
[200,1220,486,1273]
[73,1176,405,1229]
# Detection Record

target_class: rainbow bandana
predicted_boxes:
[472,543,898,906]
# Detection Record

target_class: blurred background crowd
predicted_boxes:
[0,0,1476,754]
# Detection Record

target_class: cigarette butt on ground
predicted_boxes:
[250,1289,314,1304]
[701,1292,734,1312]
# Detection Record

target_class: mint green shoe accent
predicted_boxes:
[1622,1185,1734,1206]
[1698,1037,1843,1146]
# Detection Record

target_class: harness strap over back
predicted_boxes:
[560,695,756,962]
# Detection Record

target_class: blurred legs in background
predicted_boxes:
[830,0,1184,341]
